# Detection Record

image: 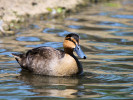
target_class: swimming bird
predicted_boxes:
[12,33,86,76]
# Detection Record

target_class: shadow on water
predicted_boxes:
[0,0,133,99]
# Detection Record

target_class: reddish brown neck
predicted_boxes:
[63,39,75,55]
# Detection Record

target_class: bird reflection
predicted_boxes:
[17,70,85,98]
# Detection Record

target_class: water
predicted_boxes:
[0,0,133,99]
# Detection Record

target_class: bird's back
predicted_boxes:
[12,47,65,75]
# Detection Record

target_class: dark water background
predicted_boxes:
[0,0,133,99]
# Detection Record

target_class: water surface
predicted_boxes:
[0,0,133,99]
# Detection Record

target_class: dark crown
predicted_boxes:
[66,33,79,43]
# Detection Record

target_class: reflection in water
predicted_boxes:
[0,0,133,99]
[17,71,102,98]
[18,71,81,98]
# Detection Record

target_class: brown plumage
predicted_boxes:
[12,33,86,76]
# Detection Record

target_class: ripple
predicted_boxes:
[26,42,63,49]
[0,84,36,96]
[43,28,70,37]
[0,60,17,64]
[104,58,133,63]
[95,74,123,82]
[88,35,133,46]
[29,24,40,29]
[98,64,133,73]
[66,18,79,21]
[68,25,82,29]
[111,15,133,19]
[99,12,133,19]
[97,21,131,28]
[112,31,133,36]
[108,64,133,71]
[0,52,17,57]
[43,28,88,39]
[16,36,40,42]
[99,12,111,16]
[112,58,133,63]
[0,49,6,52]
[66,18,90,22]
[78,33,89,39]
[95,47,133,56]
[67,25,114,31]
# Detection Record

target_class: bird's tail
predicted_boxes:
[12,53,24,65]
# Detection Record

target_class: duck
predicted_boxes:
[12,33,86,76]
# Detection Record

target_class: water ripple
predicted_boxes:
[98,21,133,28]
[43,28,70,37]
[16,36,40,42]
[112,31,133,36]
[88,36,133,46]
[111,15,133,19]
[67,25,115,31]
[26,42,63,49]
